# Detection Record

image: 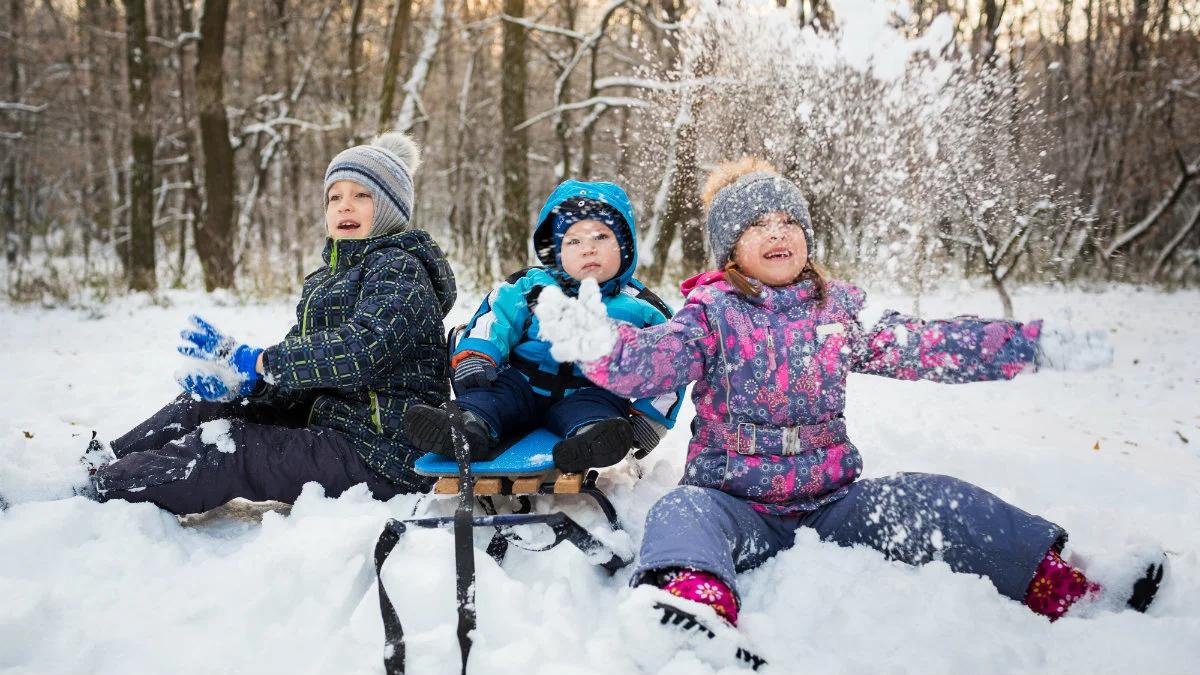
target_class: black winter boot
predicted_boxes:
[553,418,634,473]
[80,431,115,476]
[1127,554,1167,613]
[404,404,498,461]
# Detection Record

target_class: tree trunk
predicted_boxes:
[347,0,366,144]
[123,0,157,291]
[2,0,23,268]
[170,0,202,287]
[499,0,530,270]
[195,0,237,290]
[377,0,413,134]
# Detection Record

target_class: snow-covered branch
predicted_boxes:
[500,14,586,41]
[0,101,48,113]
[514,96,648,131]
[593,76,726,92]
[1104,153,1200,257]
[395,0,446,133]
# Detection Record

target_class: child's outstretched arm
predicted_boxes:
[536,280,715,399]
[261,252,439,391]
[848,293,1044,383]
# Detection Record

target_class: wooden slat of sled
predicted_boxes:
[511,476,544,494]
[433,477,503,495]
[553,473,583,494]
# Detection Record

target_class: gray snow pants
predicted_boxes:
[635,473,1066,604]
[95,393,400,515]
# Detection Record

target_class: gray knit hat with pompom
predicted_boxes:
[706,172,813,268]
[323,131,422,238]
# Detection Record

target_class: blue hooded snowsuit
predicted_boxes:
[452,180,683,441]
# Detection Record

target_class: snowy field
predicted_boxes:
[1,284,1198,675]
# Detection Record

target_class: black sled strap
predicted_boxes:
[447,401,476,675]
[374,519,408,675]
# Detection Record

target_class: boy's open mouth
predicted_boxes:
[337,220,362,232]
[763,247,792,260]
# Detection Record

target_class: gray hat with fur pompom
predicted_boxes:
[323,131,422,238]
[706,171,813,268]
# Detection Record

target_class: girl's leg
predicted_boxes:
[800,472,1066,601]
[634,486,799,623]
[110,393,289,458]
[96,421,397,515]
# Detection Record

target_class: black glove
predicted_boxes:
[629,413,669,454]
[453,356,498,390]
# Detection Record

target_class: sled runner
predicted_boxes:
[375,402,635,674]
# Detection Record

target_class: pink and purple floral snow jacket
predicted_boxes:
[583,271,1042,515]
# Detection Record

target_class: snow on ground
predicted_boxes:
[1,284,1198,674]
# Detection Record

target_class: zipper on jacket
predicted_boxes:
[765,329,777,372]
[369,390,383,434]
[301,240,340,337]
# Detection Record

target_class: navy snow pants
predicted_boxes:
[635,473,1066,603]
[455,367,628,441]
[95,393,400,515]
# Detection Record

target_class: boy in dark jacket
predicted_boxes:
[80,133,456,515]
[404,180,682,472]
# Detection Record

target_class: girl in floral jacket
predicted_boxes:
[534,158,1163,633]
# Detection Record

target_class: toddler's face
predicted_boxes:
[732,211,809,286]
[559,220,622,284]
[325,180,375,239]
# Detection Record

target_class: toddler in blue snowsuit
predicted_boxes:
[405,180,682,472]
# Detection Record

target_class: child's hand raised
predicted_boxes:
[535,278,617,363]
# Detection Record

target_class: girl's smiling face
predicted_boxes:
[731,211,809,286]
[325,180,375,239]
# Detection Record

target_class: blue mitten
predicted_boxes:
[178,315,238,360]
[176,315,263,400]
[177,372,237,402]
[176,344,262,401]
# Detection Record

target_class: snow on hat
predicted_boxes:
[704,168,813,269]
[323,131,422,238]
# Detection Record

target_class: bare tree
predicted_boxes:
[499,0,530,270]
[377,0,413,135]
[123,0,157,291]
[195,0,237,290]
[346,0,366,144]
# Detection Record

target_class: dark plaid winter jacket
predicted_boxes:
[257,229,456,490]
